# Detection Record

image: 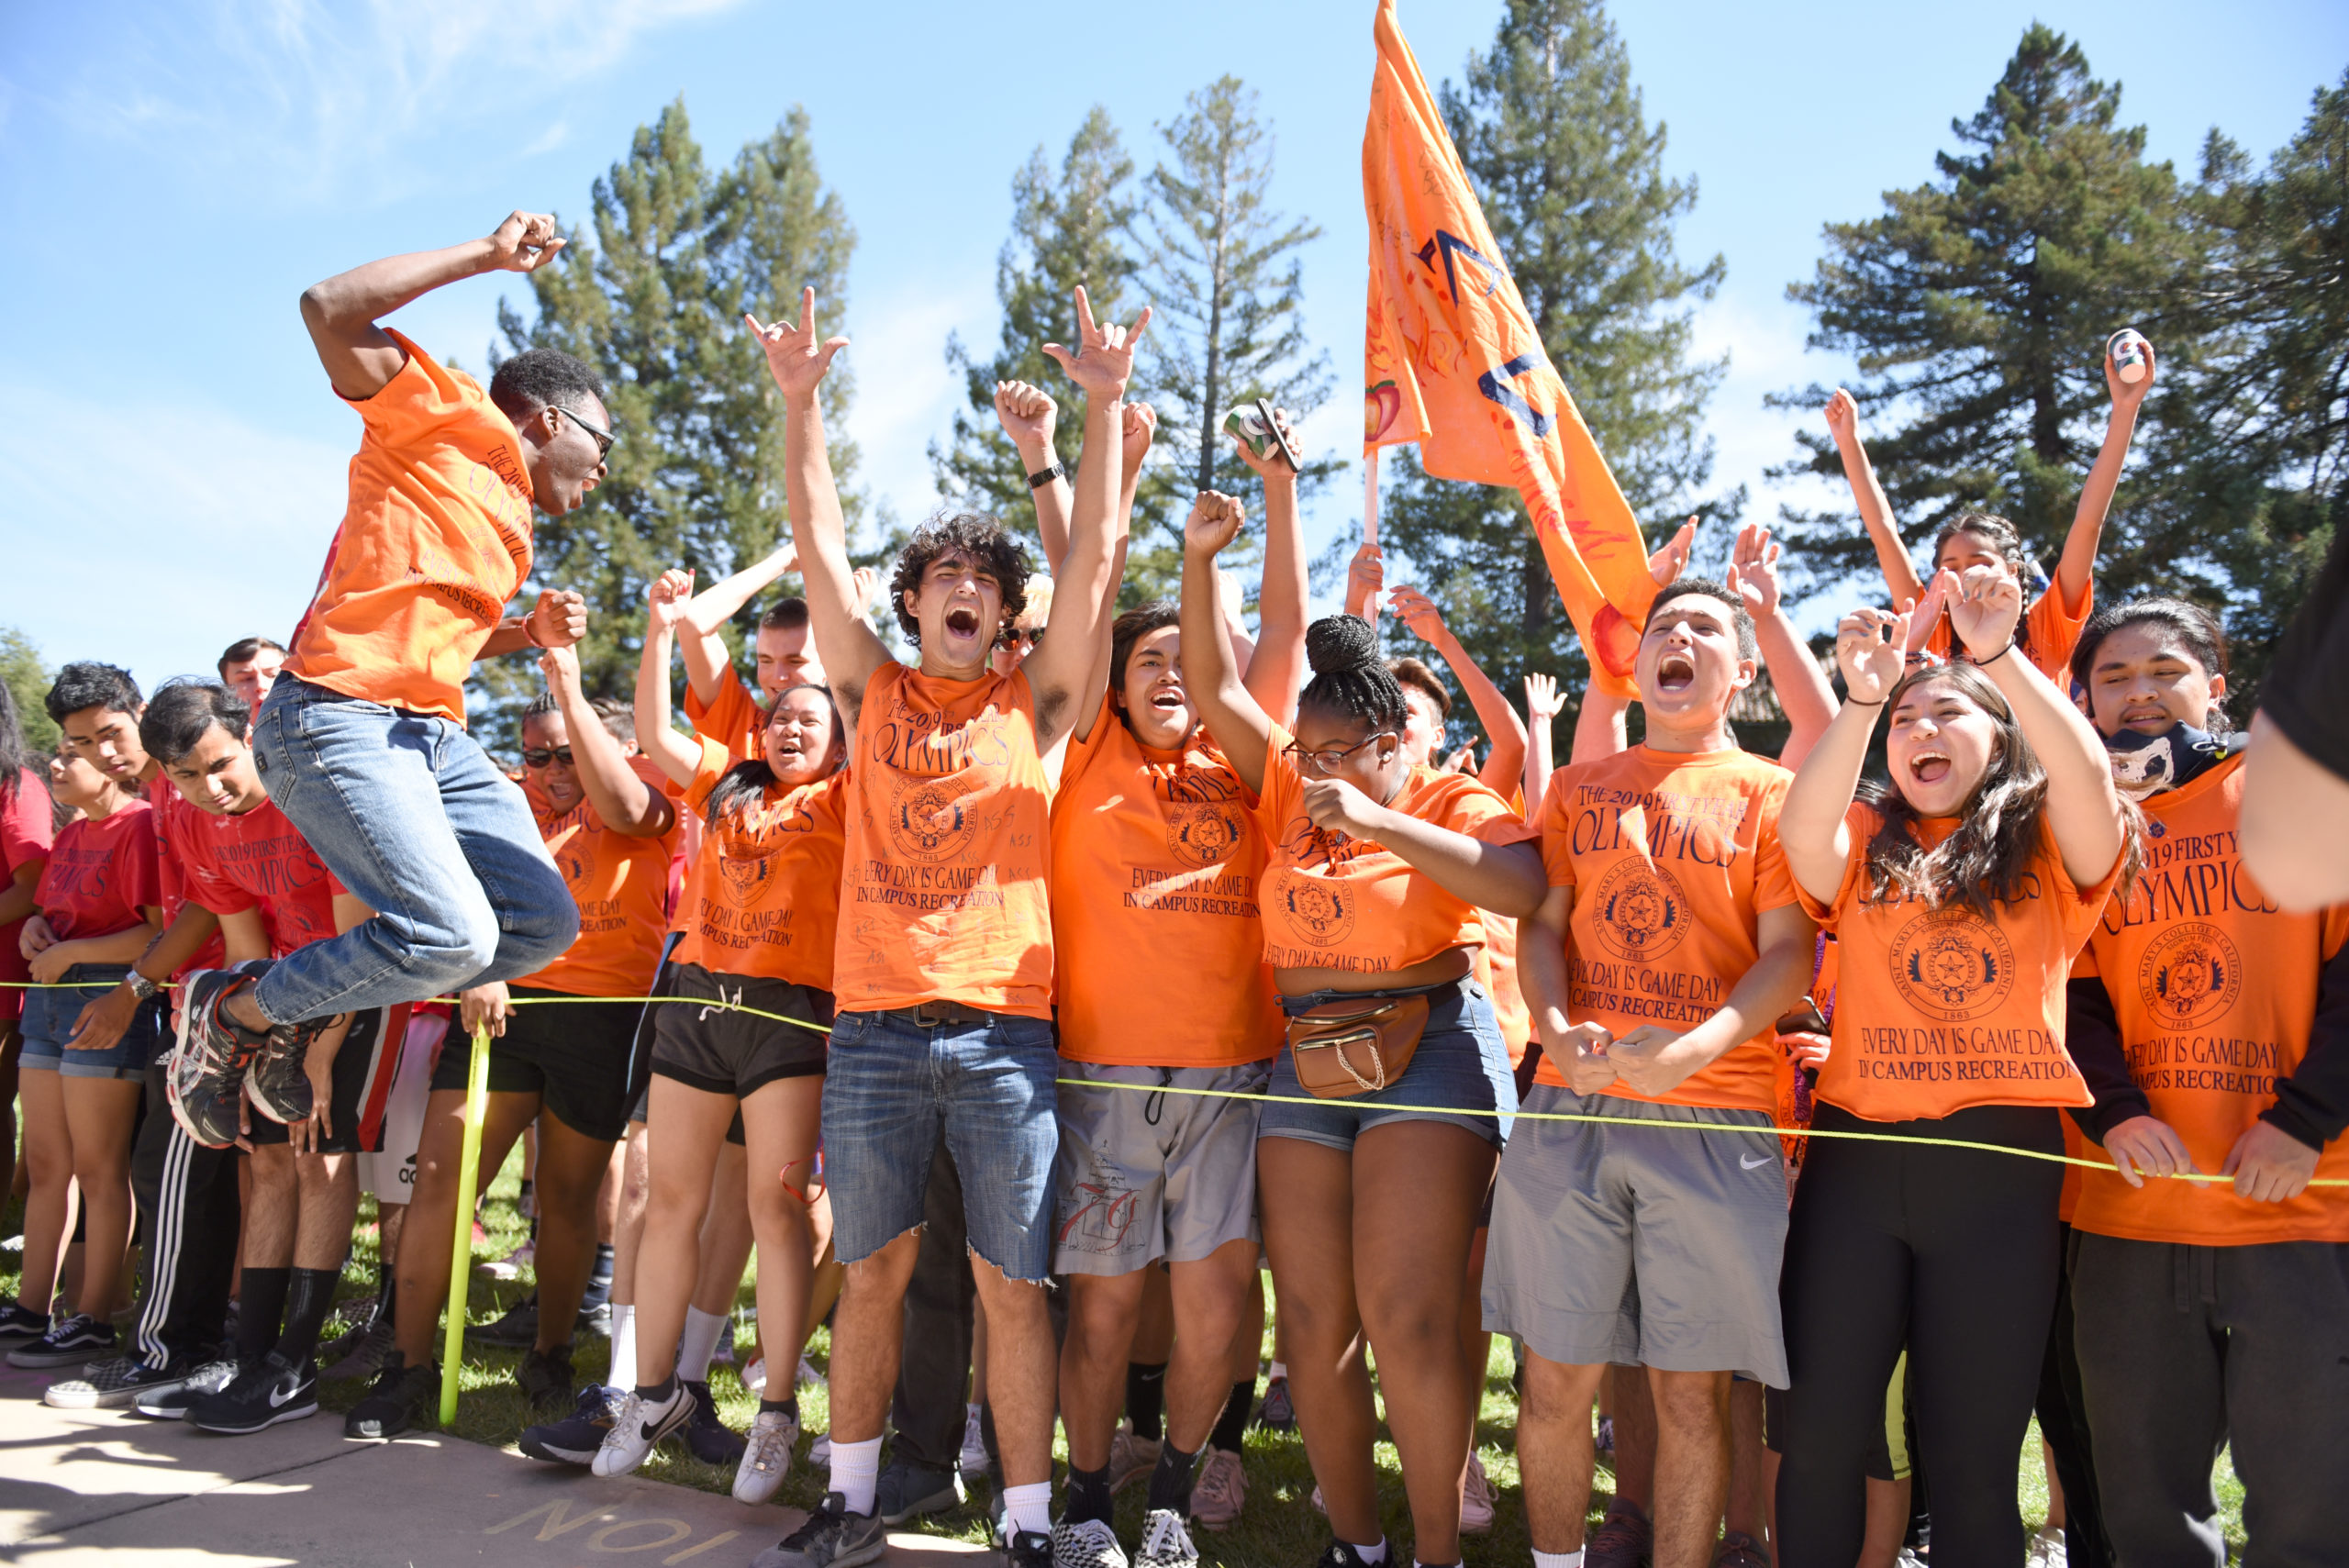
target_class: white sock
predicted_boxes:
[1002,1481,1053,1538]
[607,1304,635,1388]
[1531,1553,1584,1568]
[1269,1360,1288,1382]
[829,1435,884,1516]
[966,1400,983,1419]
[676,1306,727,1384]
[1354,1539,1389,1565]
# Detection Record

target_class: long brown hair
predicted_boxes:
[1858,662,2141,919]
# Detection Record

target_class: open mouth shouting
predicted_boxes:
[945,605,984,641]
[1908,747,1953,787]
[1654,651,1697,694]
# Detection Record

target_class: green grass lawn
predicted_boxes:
[3,1140,2252,1562]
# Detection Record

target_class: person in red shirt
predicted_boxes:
[178,213,607,1207]
[5,686,162,1372]
[1775,565,2137,1567]
[2062,597,2349,1567]
[0,683,56,1205]
[744,284,1141,1568]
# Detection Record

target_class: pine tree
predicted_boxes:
[929,107,1141,561]
[485,99,864,732]
[1365,0,1728,710]
[0,627,59,755]
[1767,26,2194,597]
[1135,75,1335,598]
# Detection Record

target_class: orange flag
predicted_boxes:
[1363,0,1656,693]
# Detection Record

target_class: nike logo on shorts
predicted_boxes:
[1740,1152,1772,1169]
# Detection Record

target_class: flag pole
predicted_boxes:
[438,1022,493,1426]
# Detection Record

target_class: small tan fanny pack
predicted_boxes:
[1286,994,1431,1098]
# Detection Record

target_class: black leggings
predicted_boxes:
[1776,1103,2065,1568]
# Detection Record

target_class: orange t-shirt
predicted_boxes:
[1050,695,1279,1068]
[284,332,534,725]
[2071,756,2349,1244]
[833,662,1054,1019]
[686,665,769,762]
[1798,806,2114,1121]
[673,738,850,990]
[1532,746,1802,1113]
[518,757,684,997]
[1920,576,2092,688]
[1253,724,1537,976]
[1478,916,1531,1067]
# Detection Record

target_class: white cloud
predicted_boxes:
[32,0,743,195]
[0,383,351,689]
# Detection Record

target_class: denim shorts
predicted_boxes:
[1259,975,1517,1152]
[820,1007,1061,1281]
[18,965,161,1081]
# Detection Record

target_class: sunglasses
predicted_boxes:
[555,406,615,460]
[522,747,575,769]
[1283,731,1396,772]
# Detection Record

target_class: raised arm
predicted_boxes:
[1068,403,1159,748]
[540,644,672,839]
[749,289,892,726]
[1783,606,1913,905]
[1022,286,1149,751]
[996,383,1073,572]
[1823,389,1925,609]
[299,211,567,401]
[1727,523,1839,769]
[1343,542,1383,620]
[1180,493,1273,794]
[1386,587,1528,795]
[1230,407,1308,721]
[1570,682,1631,765]
[1943,565,2127,886]
[1522,673,1564,817]
[632,571,706,792]
[2054,339,2154,607]
[677,546,799,706]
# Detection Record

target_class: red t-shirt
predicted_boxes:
[166,798,347,959]
[37,799,161,943]
[0,768,55,1021]
[149,778,228,978]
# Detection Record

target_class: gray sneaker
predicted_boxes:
[135,1357,241,1419]
[875,1459,965,1525]
[46,1355,184,1410]
[751,1493,887,1568]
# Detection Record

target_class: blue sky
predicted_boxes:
[3,0,2342,695]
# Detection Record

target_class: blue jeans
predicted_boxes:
[248,676,577,1024]
[1260,975,1517,1151]
[820,1008,1061,1281]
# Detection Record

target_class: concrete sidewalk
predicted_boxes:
[0,1363,989,1567]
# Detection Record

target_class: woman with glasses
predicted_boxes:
[1180,496,1547,1568]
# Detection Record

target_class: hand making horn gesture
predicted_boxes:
[745,287,850,400]
[1041,285,1152,402]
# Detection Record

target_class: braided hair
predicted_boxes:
[1299,616,1409,732]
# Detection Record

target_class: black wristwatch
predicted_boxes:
[1026,462,1067,490]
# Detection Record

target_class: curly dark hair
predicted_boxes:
[489,348,607,423]
[1299,616,1408,732]
[889,510,1031,648]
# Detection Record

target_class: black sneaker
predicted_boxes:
[46,1354,190,1410]
[193,1351,318,1434]
[8,1313,117,1369]
[517,1343,574,1412]
[1254,1373,1297,1431]
[244,986,340,1125]
[520,1385,623,1465]
[344,1355,439,1440]
[750,1493,888,1568]
[321,1313,395,1382]
[680,1378,745,1465]
[1314,1542,1384,1568]
[168,966,274,1147]
[1006,1528,1055,1568]
[136,1357,241,1419]
[875,1458,965,1525]
[0,1301,50,1346]
[466,1292,540,1349]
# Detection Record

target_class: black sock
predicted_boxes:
[1065,1462,1114,1527]
[238,1268,290,1365]
[273,1268,340,1365]
[1126,1360,1168,1442]
[635,1373,678,1404]
[1209,1379,1253,1453]
[374,1273,397,1329]
[759,1394,799,1418]
[581,1243,615,1308]
[1146,1440,1198,1517]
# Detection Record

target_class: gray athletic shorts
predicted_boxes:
[1052,1061,1270,1277]
[1483,1085,1790,1386]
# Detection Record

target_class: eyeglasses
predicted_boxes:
[522,747,575,769]
[1283,731,1396,773]
[555,406,615,460]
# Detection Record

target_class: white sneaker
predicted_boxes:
[797,1353,828,1389]
[1050,1517,1128,1568]
[957,1402,987,1473]
[592,1385,691,1477]
[1460,1450,1496,1534]
[1133,1508,1197,1568]
[743,1356,767,1395]
[734,1407,799,1504]
[810,1429,833,1465]
[2025,1526,2065,1568]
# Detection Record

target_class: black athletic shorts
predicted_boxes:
[246,1004,397,1155]
[650,962,832,1099]
[429,986,635,1142]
